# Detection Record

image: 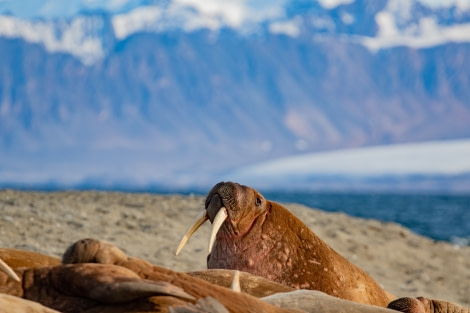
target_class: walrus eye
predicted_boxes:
[255,197,262,206]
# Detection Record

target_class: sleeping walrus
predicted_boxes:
[176,181,396,307]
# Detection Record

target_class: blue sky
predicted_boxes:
[2,0,470,19]
[0,0,144,18]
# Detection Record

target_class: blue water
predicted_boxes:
[262,191,470,244]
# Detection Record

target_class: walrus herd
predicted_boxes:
[0,181,468,313]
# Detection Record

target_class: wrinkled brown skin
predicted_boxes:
[187,269,295,298]
[204,182,396,307]
[63,238,294,299]
[5,242,465,313]
[61,238,297,313]
[388,297,469,313]
[0,248,61,268]
[0,263,199,313]
[263,290,398,313]
[0,259,296,313]
[0,293,61,313]
[63,239,408,313]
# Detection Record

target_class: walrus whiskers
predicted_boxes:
[0,257,20,282]
[176,210,209,255]
[208,207,228,253]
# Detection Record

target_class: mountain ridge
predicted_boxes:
[2,0,470,65]
[1,0,470,191]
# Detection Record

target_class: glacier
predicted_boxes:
[230,139,470,191]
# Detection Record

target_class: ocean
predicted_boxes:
[262,191,470,245]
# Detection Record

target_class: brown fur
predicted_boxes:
[204,182,396,306]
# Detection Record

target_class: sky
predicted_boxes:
[1,0,470,19]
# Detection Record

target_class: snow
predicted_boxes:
[232,139,470,180]
[3,0,470,63]
[173,0,247,28]
[0,15,105,65]
[317,0,355,9]
[112,6,161,39]
[361,18,470,51]
[113,1,286,38]
[359,0,470,51]
[269,17,301,37]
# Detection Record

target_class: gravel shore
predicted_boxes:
[1,189,468,306]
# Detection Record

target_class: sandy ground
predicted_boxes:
[0,189,469,306]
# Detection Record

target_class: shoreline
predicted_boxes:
[1,189,469,306]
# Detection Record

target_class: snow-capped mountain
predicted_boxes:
[1,0,470,191]
[2,0,470,64]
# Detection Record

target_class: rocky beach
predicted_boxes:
[0,189,468,306]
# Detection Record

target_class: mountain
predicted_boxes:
[0,0,470,191]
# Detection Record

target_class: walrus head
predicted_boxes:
[176,182,269,255]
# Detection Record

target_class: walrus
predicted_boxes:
[176,181,396,307]
[0,248,61,283]
[0,251,397,313]
[0,254,297,313]
[387,297,469,313]
[0,248,61,269]
[0,256,20,282]
[62,238,295,298]
[0,243,465,313]
[0,254,272,313]
[0,293,62,313]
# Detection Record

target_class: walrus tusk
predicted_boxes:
[231,270,241,292]
[208,207,228,253]
[176,210,209,255]
[0,257,20,282]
